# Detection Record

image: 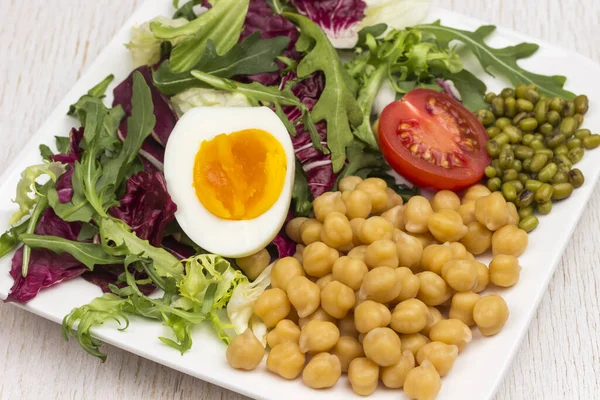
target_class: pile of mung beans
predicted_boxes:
[228,176,526,400]
[474,84,598,232]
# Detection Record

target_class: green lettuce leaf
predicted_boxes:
[126,17,188,68]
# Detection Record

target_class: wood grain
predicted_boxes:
[0,1,599,399]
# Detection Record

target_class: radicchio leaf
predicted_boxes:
[82,264,155,296]
[51,127,84,164]
[7,209,85,303]
[55,169,75,204]
[109,169,177,247]
[290,0,367,49]
[161,236,196,260]
[113,66,178,168]
[271,212,296,258]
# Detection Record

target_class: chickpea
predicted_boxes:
[416,341,459,377]
[365,239,399,269]
[286,217,308,243]
[348,357,380,396]
[449,291,480,326]
[492,225,528,257]
[321,281,356,319]
[404,360,442,400]
[347,244,367,262]
[428,209,468,243]
[303,242,339,278]
[460,221,492,255]
[343,189,372,219]
[431,190,460,212]
[302,353,342,389]
[404,196,434,234]
[506,202,520,226]
[236,248,271,281]
[395,230,424,268]
[416,272,453,306]
[350,218,366,246]
[381,350,415,388]
[458,201,477,225]
[254,288,291,328]
[384,188,405,211]
[226,329,265,371]
[472,261,490,293]
[475,192,509,231]
[356,178,389,214]
[315,274,333,290]
[448,242,468,260]
[391,299,431,334]
[421,244,453,275]
[382,205,405,230]
[332,256,368,291]
[359,216,394,244]
[299,320,340,353]
[332,336,365,372]
[473,294,509,336]
[400,333,430,358]
[428,319,472,352]
[293,244,305,264]
[441,259,478,292]
[270,257,305,292]
[359,266,402,303]
[320,212,353,250]
[394,267,421,302]
[354,300,392,333]
[338,313,360,338]
[298,307,337,329]
[339,175,363,192]
[300,219,323,245]
[420,306,443,336]
[266,342,306,379]
[267,319,301,348]
[462,184,492,204]
[286,276,321,318]
[363,327,402,367]
[313,192,346,222]
[489,254,521,287]
[412,232,437,248]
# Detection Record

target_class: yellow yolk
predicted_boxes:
[193,129,287,220]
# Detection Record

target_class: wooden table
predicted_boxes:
[1,1,599,399]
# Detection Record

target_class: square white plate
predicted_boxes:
[1,1,599,399]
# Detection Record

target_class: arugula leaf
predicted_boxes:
[0,220,27,259]
[77,223,99,242]
[153,34,289,96]
[55,136,71,154]
[431,66,487,111]
[19,234,122,270]
[173,0,201,20]
[78,145,107,217]
[415,22,575,99]
[98,218,183,279]
[47,166,96,223]
[284,13,363,172]
[39,145,54,162]
[151,0,249,73]
[292,159,313,217]
[21,194,49,277]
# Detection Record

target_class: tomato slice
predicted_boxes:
[378,88,490,191]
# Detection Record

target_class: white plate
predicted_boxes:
[0,1,599,399]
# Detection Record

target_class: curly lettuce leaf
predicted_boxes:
[171,88,251,116]
[415,21,575,99]
[126,17,188,68]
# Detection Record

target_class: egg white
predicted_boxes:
[164,107,295,258]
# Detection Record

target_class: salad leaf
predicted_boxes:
[291,159,313,216]
[171,88,251,116]
[19,234,122,270]
[151,0,250,73]
[125,17,188,68]
[47,167,96,223]
[98,218,183,279]
[52,128,84,165]
[62,293,132,361]
[432,66,487,111]
[173,0,203,20]
[10,162,66,225]
[360,0,430,32]
[21,194,49,277]
[109,169,177,247]
[0,221,27,259]
[39,145,54,162]
[290,0,367,49]
[415,22,575,99]
[154,33,289,96]
[284,13,363,172]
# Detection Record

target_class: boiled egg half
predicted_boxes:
[164,107,294,258]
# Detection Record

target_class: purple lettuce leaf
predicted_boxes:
[55,168,75,204]
[82,264,155,296]
[271,211,296,258]
[7,209,85,303]
[290,0,367,48]
[161,236,197,260]
[109,169,177,247]
[51,127,84,164]
[113,66,178,163]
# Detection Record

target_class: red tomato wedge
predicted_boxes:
[378,88,490,191]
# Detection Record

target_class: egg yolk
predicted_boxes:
[193,129,287,220]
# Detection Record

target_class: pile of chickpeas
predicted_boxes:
[227,176,528,400]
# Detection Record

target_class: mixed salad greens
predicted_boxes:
[0,0,580,360]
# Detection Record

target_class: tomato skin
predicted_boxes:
[378,89,490,191]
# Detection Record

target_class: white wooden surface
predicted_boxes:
[0,1,599,399]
